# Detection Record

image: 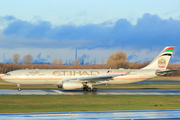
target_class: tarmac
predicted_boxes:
[0,89,180,95]
[0,109,180,120]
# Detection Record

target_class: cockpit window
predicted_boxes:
[6,73,10,76]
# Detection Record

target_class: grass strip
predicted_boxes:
[0,95,180,113]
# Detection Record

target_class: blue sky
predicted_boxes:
[0,0,180,64]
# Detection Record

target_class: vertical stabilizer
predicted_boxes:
[142,46,175,69]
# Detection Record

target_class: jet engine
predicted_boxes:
[62,81,83,89]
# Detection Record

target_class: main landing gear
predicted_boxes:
[17,84,21,91]
[83,87,97,92]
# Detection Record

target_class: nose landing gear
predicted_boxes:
[18,88,21,91]
[17,84,21,91]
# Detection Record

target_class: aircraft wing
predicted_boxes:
[156,69,178,76]
[76,74,122,82]
[62,71,131,83]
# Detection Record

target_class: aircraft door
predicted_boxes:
[17,72,23,78]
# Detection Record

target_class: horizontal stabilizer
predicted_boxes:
[155,69,178,76]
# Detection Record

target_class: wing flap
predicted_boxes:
[77,74,120,83]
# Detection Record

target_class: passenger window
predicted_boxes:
[6,73,10,76]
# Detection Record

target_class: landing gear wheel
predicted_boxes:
[83,87,87,91]
[92,88,97,92]
[18,88,21,91]
[87,88,91,92]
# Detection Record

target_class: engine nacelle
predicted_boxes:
[62,81,83,89]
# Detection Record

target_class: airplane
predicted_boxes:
[1,46,177,92]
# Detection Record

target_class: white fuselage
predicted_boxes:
[1,69,157,85]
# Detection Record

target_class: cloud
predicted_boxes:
[46,55,51,59]
[35,52,48,62]
[3,15,16,21]
[0,15,16,28]
[3,20,51,39]
[0,15,16,21]
[82,54,89,59]
[1,13,180,51]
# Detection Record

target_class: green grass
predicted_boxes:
[0,95,180,113]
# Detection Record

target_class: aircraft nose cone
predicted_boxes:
[1,74,6,80]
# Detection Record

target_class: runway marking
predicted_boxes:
[1,89,180,95]
[53,90,65,94]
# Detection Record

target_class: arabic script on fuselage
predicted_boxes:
[29,71,39,75]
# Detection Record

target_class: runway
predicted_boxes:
[0,89,180,95]
[0,109,180,120]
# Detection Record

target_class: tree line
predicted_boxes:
[12,54,33,64]
[12,53,81,65]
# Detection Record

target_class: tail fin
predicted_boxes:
[142,46,175,69]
